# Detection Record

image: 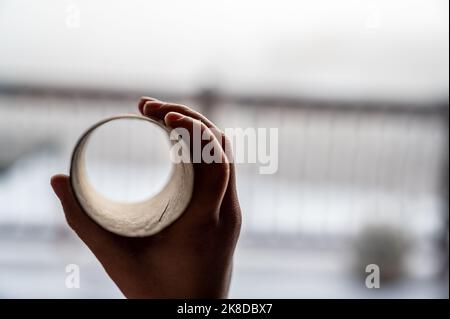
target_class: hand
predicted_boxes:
[51,98,241,298]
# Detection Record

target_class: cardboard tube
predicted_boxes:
[70,114,194,237]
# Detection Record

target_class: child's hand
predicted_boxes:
[51,98,241,298]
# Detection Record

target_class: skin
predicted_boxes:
[51,98,242,298]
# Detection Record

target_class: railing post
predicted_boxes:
[196,88,219,121]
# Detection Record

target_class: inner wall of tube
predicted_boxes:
[83,118,172,203]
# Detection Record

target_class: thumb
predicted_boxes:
[51,174,115,253]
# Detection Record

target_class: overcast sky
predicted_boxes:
[0,0,448,101]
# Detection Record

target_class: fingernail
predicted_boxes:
[141,96,157,101]
[165,112,184,123]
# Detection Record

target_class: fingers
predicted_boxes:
[138,96,160,114]
[139,97,217,129]
[164,112,230,222]
[139,97,232,161]
[139,97,241,226]
[50,174,114,254]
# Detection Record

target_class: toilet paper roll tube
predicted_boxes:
[70,114,194,237]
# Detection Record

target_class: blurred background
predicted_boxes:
[0,0,448,298]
